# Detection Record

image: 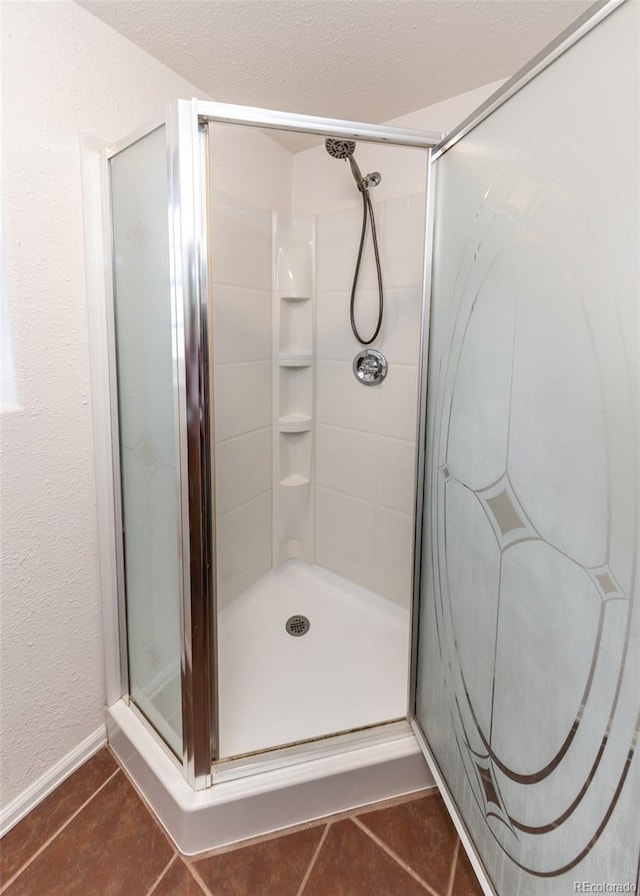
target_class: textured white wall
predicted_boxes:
[0,0,207,810]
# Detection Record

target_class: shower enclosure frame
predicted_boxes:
[102,101,442,792]
[95,0,633,874]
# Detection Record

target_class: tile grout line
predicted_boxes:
[446,839,461,896]
[315,479,415,517]
[352,816,442,896]
[115,758,185,856]
[144,853,178,896]
[296,823,330,896]
[187,861,217,896]
[318,421,416,448]
[183,820,325,864]
[0,768,122,895]
[348,788,439,821]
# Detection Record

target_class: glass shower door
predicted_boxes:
[110,126,183,757]
[414,1,639,892]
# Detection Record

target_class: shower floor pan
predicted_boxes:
[107,561,432,854]
[218,560,411,758]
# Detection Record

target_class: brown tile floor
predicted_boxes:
[0,747,485,896]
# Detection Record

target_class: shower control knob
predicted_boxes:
[353,349,388,386]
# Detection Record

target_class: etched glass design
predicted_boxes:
[416,3,639,891]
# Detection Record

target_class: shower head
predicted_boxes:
[325,138,356,160]
[325,137,382,192]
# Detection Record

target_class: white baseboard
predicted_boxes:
[0,725,107,837]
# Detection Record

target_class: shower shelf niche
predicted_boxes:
[273,214,315,567]
[278,430,311,485]
[279,297,312,356]
[277,353,312,365]
[278,364,312,429]
[278,414,312,432]
[280,473,310,487]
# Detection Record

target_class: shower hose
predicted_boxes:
[350,185,384,345]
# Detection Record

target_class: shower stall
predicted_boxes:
[92,1,638,892]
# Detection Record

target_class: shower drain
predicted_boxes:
[285,615,310,637]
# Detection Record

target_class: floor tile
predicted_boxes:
[0,747,117,883]
[193,825,324,896]
[302,819,428,896]
[358,793,458,894]
[152,858,206,896]
[451,848,485,896]
[3,771,174,896]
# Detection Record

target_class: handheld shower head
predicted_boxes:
[325,138,356,160]
[324,136,385,345]
[325,138,382,192]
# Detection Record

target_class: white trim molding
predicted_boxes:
[79,134,125,705]
[0,726,107,837]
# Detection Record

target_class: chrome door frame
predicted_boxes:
[193,99,440,782]
[166,101,215,790]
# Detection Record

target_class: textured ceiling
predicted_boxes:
[76,0,592,152]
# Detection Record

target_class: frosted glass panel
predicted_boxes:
[110,127,182,757]
[416,3,639,892]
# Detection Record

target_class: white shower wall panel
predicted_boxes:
[213,360,271,442]
[314,358,419,608]
[316,426,377,501]
[211,136,427,612]
[375,435,416,514]
[210,123,292,216]
[310,181,426,610]
[216,493,272,600]
[215,428,272,516]
[382,196,428,288]
[293,143,429,217]
[211,192,274,609]
[376,288,423,365]
[316,286,422,367]
[315,196,425,363]
[316,364,422,440]
[316,206,382,293]
[211,196,272,289]
[208,123,293,609]
[211,285,272,365]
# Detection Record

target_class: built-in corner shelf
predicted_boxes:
[278,413,312,433]
[279,295,312,357]
[280,473,310,488]
[277,352,312,367]
[273,214,315,567]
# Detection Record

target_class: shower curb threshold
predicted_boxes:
[106,700,433,855]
